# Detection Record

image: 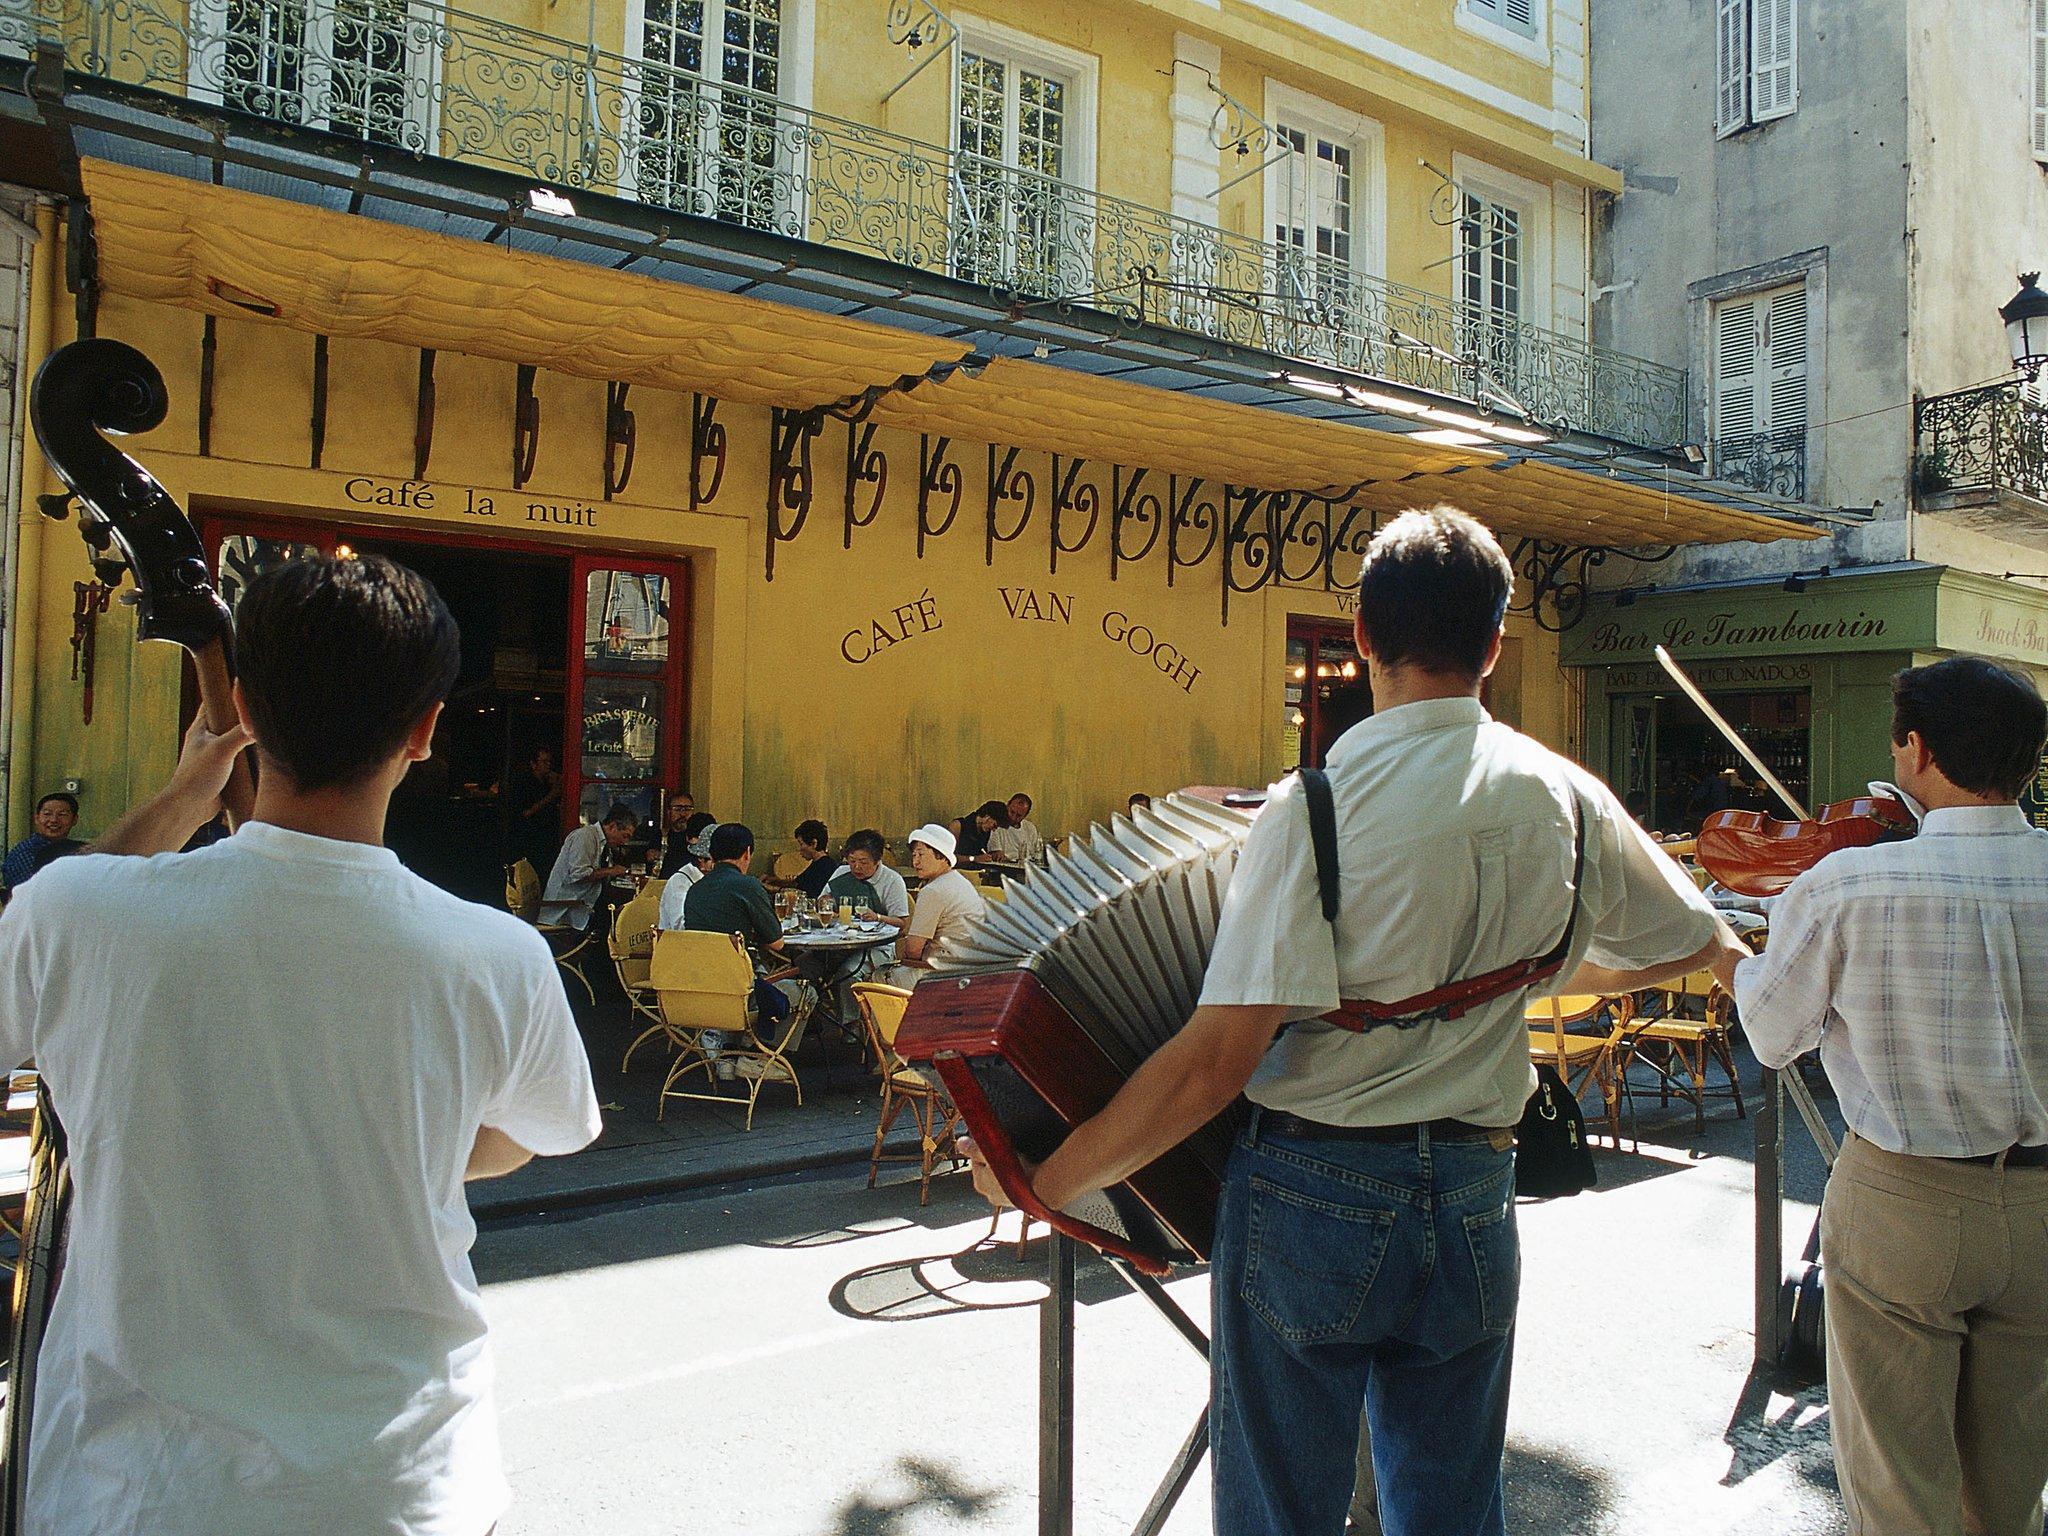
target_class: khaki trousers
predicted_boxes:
[1821,1133,2048,1536]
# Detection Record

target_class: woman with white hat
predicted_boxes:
[892,823,987,987]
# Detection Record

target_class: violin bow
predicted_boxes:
[1654,645,1809,821]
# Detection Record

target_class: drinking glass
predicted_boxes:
[818,894,838,927]
[854,900,872,925]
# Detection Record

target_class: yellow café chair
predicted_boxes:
[770,851,807,885]
[505,857,598,1007]
[851,981,964,1206]
[1525,992,1631,1149]
[650,930,813,1128]
[1619,969,1748,1132]
[608,890,669,1071]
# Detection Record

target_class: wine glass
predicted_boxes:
[854,899,872,926]
[818,893,838,927]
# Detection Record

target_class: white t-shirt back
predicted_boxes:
[0,823,603,1536]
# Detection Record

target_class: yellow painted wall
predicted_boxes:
[9,290,1566,847]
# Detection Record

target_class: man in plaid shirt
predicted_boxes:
[1718,656,2048,1536]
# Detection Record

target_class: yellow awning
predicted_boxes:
[81,158,1817,550]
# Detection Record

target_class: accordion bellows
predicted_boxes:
[897,792,1258,1272]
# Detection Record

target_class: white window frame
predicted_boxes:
[189,0,441,148]
[1455,0,1549,66]
[1261,80,1387,286]
[1708,280,1809,484]
[2032,0,2048,163]
[1450,153,1552,332]
[1716,0,1797,138]
[617,0,814,221]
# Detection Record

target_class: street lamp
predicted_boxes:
[2001,272,2048,381]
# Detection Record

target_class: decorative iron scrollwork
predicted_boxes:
[764,406,822,581]
[844,419,887,549]
[413,350,436,482]
[984,444,1035,565]
[1508,539,1677,632]
[1167,477,1221,587]
[917,434,962,557]
[512,363,540,490]
[1049,456,1101,575]
[1110,465,1166,578]
[603,381,636,501]
[690,393,726,509]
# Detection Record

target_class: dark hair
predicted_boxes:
[35,792,78,816]
[795,818,828,849]
[975,800,1008,824]
[237,554,461,792]
[601,802,638,832]
[843,828,886,860]
[1354,506,1514,677]
[1891,656,2048,800]
[681,811,716,842]
[1007,793,1032,810]
[530,745,555,766]
[1128,793,1152,810]
[709,822,754,861]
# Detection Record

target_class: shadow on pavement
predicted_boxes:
[1722,1366,1837,1495]
[1504,1439,1620,1535]
[820,1455,999,1535]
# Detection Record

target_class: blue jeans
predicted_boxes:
[1212,1113,1519,1536]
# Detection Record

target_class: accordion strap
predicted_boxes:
[1308,776,1589,1031]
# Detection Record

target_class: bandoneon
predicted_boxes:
[894,793,1256,1276]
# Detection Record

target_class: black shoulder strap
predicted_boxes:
[1300,767,1341,921]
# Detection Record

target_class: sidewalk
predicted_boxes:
[468,974,928,1220]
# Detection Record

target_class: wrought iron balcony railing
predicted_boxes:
[1710,426,1807,502]
[1913,383,2048,504]
[3,0,1689,449]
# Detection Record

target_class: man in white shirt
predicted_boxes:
[986,793,1044,864]
[890,823,987,987]
[0,554,602,1536]
[1717,656,2048,1536]
[655,822,714,931]
[970,508,1744,1536]
[540,803,637,929]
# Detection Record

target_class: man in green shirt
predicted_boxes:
[682,822,791,1032]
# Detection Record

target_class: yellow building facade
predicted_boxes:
[3,0,1817,881]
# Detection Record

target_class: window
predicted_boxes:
[2033,0,2048,161]
[1712,282,1808,495]
[628,0,788,230]
[1716,0,1796,137]
[952,33,1089,295]
[1462,0,1539,43]
[1271,124,1354,309]
[1457,188,1525,383]
[190,0,434,148]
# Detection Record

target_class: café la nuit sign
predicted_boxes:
[343,476,599,529]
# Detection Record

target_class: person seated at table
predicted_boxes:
[2,792,87,891]
[889,824,987,988]
[656,822,720,931]
[950,801,1007,863]
[827,829,911,931]
[790,819,836,898]
[986,792,1045,865]
[681,822,794,1049]
[659,798,707,878]
[539,803,637,929]
[1128,792,1153,815]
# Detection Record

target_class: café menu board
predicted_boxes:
[2026,752,2048,831]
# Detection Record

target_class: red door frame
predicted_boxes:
[198,513,691,840]
[1287,615,1369,770]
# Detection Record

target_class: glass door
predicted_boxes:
[1284,617,1372,770]
[566,554,687,850]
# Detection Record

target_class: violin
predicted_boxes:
[1654,645,1916,897]
[28,338,253,825]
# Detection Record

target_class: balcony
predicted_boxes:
[1710,427,1807,502]
[1914,384,2048,506]
[3,0,1688,450]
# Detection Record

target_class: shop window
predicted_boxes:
[190,0,435,149]
[216,532,325,612]
[570,562,682,835]
[1629,687,1811,835]
[1284,619,1371,770]
[627,0,789,231]
[951,27,1091,295]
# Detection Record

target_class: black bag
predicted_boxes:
[1514,1064,1598,1197]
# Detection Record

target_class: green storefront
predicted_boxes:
[1563,566,2048,834]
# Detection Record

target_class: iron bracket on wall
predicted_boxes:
[916,434,963,558]
[765,406,822,580]
[309,335,329,469]
[413,349,437,481]
[1507,539,1678,632]
[512,363,540,489]
[197,315,217,457]
[843,419,888,549]
[1110,465,1165,580]
[984,444,1035,565]
[1166,476,1221,588]
[63,199,98,339]
[603,380,636,501]
[1048,455,1099,576]
[690,393,727,509]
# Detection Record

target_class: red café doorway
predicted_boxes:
[1286,617,1374,769]
[201,516,687,905]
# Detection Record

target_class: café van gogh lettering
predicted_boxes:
[841,589,944,664]
[1586,607,1888,657]
[988,586,1201,693]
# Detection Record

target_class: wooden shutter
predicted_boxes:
[1467,0,1538,40]
[1752,0,1797,122]
[2034,0,2048,160]
[1713,296,1759,448]
[1761,283,1808,443]
[1716,0,1748,137]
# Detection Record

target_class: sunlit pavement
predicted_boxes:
[478,1073,1844,1536]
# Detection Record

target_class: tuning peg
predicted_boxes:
[116,591,142,607]
[37,492,73,521]
[93,558,128,588]
[173,556,209,590]
[80,521,112,551]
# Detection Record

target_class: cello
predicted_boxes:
[2,339,249,1531]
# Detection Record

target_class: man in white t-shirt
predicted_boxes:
[889,823,987,987]
[986,792,1045,864]
[655,822,714,931]
[0,554,602,1536]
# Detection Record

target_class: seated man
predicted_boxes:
[889,824,987,988]
[656,822,718,931]
[986,792,1045,864]
[951,801,1007,863]
[790,818,836,899]
[3,791,87,890]
[539,803,636,929]
[681,821,794,1044]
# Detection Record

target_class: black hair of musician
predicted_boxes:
[974,800,1008,826]
[1891,655,2048,800]
[1008,793,1033,810]
[1354,506,1514,678]
[843,828,886,860]
[601,803,638,832]
[35,791,78,816]
[795,818,828,850]
[709,822,755,861]
[681,811,717,843]
[235,553,461,793]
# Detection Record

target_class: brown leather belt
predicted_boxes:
[1257,1110,1503,1145]
[1945,1144,2048,1169]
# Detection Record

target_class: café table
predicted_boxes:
[780,922,901,1039]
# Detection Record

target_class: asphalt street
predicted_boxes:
[476,1089,1845,1536]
